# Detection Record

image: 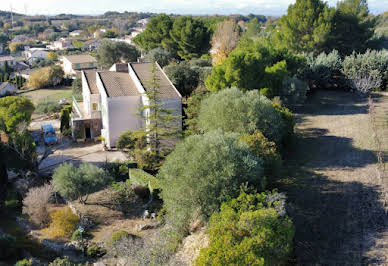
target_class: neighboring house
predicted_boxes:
[61,54,97,75]
[69,30,83,37]
[136,18,149,27]
[0,82,18,96]
[83,39,102,51]
[71,62,182,148]
[22,48,48,64]
[47,38,74,50]
[93,29,107,39]
[0,56,17,68]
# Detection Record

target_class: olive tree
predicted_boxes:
[198,88,285,145]
[158,130,264,230]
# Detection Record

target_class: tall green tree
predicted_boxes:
[170,16,211,60]
[133,14,174,52]
[326,0,377,55]
[140,63,181,154]
[96,41,140,68]
[274,0,335,53]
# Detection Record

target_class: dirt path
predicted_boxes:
[281,91,388,265]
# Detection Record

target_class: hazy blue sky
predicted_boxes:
[2,0,387,16]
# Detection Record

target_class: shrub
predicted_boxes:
[15,258,34,266]
[342,49,388,93]
[71,229,82,241]
[86,244,106,258]
[144,48,173,68]
[164,63,199,98]
[27,66,64,89]
[134,149,165,172]
[272,103,295,149]
[0,233,16,259]
[198,88,285,145]
[129,168,160,195]
[71,77,82,100]
[117,130,147,152]
[280,77,309,104]
[35,100,62,114]
[111,230,130,243]
[49,257,77,266]
[158,130,264,230]
[44,207,80,239]
[22,184,56,227]
[239,131,282,178]
[195,190,295,266]
[52,163,113,204]
[184,91,209,136]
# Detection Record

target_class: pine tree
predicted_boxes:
[140,63,181,154]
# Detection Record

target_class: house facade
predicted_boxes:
[0,56,17,68]
[61,54,97,76]
[0,82,18,96]
[71,62,182,148]
[23,48,48,64]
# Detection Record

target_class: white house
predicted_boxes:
[61,54,97,76]
[0,56,17,68]
[69,30,83,37]
[22,48,48,64]
[83,39,102,51]
[71,62,182,148]
[93,29,107,39]
[47,38,73,50]
[0,82,18,96]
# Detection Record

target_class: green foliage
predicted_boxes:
[342,49,388,93]
[71,77,82,100]
[274,0,334,53]
[261,60,290,99]
[326,0,377,55]
[35,100,62,114]
[158,130,264,229]
[49,257,79,266]
[0,96,34,133]
[272,103,295,149]
[111,230,130,243]
[96,40,140,68]
[144,47,173,68]
[245,18,262,39]
[60,105,71,133]
[205,39,303,93]
[15,258,34,266]
[129,168,160,194]
[117,129,147,151]
[71,229,82,241]
[239,131,282,178]
[170,16,211,60]
[164,63,199,97]
[198,88,285,145]
[195,190,295,266]
[87,244,106,258]
[52,163,113,203]
[280,77,309,104]
[46,51,58,61]
[43,207,80,239]
[183,91,209,136]
[305,50,343,90]
[0,233,16,259]
[134,14,174,52]
[134,149,165,172]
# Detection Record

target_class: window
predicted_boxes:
[92,103,98,111]
[75,63,81,69]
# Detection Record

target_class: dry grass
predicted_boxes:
[278,90,388,264]
[20,86,72,105]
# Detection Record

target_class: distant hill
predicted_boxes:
[0,10,24,19]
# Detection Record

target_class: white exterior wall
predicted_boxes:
[106,96,143,148]
[62,58,74,75]
[81,72,91,116]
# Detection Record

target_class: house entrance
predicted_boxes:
[85,127,91,139]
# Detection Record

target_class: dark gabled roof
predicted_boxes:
[83,71,99,95]
[129,62,181,99]
[98,71,140,97]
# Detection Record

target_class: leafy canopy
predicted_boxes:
[96,40,140,68]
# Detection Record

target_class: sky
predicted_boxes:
[2,0,388,17]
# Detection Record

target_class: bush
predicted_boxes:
[15,258,34,266]
[164,63,199,98]
[27,66,64,89]
[86,244,106,258]
[52,163,113,204]
[71,77,82,100]
[0,233,16,259]
[129,168,160,195]
[342,49,388,93]
[22,184,56,227]
[43,207,80,239]
[158,130,264,230]
[49,257,78,266]
[144,48,173,68]
[117,130,147,152]
[273,103,295,149]
[280,77,309,104]
[239,131,282,179]
[134,149,165,172]
[35,100,62,114]
[71,229,82,241]
[111,230,130,243]
[195,190,295,266]
[198,88,285,145]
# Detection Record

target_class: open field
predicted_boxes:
[278,90,388,264]
[19,86,72,105]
